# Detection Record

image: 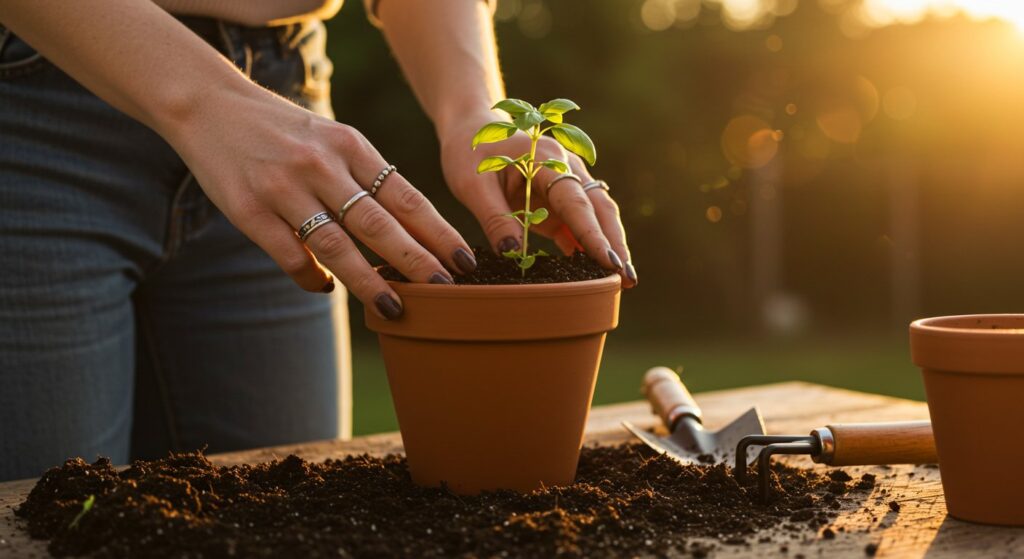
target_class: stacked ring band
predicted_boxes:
[370,164,397,196]
[545,173,582,194]
[582,180,610,193]
[298,211,334,241]
[338,190,371,224]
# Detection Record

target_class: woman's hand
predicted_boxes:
[164,85,477,319]
[439,112,637,288]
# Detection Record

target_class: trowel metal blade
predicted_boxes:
[623,407,767,466]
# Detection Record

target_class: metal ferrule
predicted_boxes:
[810,427,836,464]
[666,405,702,431]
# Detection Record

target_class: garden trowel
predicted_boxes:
[623,367,767,466]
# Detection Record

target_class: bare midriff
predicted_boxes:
[153,0,344,26]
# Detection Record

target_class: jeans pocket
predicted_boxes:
[0,29,51,79]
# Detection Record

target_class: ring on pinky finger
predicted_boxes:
[582,180,610,193]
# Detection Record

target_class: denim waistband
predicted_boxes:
[175,16,308,62]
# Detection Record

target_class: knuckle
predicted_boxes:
[314,229,350,260]
[348,271,380,298]
[483,213,516,238]
[595,194,621,217]
[395,187,430,215]
[402,248,433,273]
[334,124,369,153]
[279,252,311,277]
[562,191,594,213]
[355,205,392,238]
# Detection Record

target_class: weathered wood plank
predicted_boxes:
[1,382,1018,558]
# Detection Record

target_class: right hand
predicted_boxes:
[162,86,476,320]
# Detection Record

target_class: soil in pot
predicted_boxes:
[17,444,868,558]
[378,248,611,285]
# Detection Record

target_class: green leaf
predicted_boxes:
[472,122,517,149]
[550,123,597,165]
[539,159,569,174]
[528,207,549,224]
[476,155,515,173]
[519,254,536,270]
[538,98,580,123]
[69,495,95,529]
[536,249,550,257]
[502,249,521,259]
[513,109,544,131]
[506,210,526,216]
[492,98,535,117]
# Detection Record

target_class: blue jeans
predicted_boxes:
[0,18,345,481]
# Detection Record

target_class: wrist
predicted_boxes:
[149,62,255,147]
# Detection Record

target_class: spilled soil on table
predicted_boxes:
[16,444,871,558]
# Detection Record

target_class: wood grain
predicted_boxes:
[1,381,1020,558]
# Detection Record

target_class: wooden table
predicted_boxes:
[2,381,1022,557]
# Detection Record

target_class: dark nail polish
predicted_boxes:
[374,293,403,320]
[498,236,521,254]
[429,272,453,285]
[321,278,336,293]
[625,262,638,286]
[607,249,624,271]
[453,247,477,274]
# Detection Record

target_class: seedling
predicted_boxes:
[472,98,597,274]
[68,494,95,529]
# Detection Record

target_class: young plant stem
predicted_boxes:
[520,125,541,275]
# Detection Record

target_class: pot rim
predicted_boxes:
[910,314,1024,337]
[385,272,621,299]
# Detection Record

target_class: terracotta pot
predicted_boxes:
[365,274,621,494]
[909,314,1024,526]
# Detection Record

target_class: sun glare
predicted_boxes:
[859,0,1024,31]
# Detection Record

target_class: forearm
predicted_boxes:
[0,0,255,140]
[375,0,505,138]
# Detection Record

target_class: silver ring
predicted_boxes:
[582,180,610,193]
[545,173,582,194]
[337,190,371,224]
[297,211,334,241]
[369,164,397,197]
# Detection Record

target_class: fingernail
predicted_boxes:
[607,249,624,271]
[429,272,453,285]
[625,262,638,286]
[374,293,403,320]
[453,248,477,274]
[498,236,521,253]
[321,278,336,293]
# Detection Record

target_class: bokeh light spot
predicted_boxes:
[785,103,798,115]
[641,0,676,31]
[765,34,783,52]
[816,107,863,143]
[706,206,723,223]
[721,115,780,168]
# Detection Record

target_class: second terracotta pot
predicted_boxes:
[910,314,1024,526]
[365,274,620,495]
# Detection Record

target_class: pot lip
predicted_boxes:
[910,314,1024,338]
[385,272,622,299]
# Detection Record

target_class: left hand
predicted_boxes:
[439,112,638,288]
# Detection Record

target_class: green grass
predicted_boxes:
[351,334,923,436]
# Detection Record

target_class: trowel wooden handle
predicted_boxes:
[814,421,937,466]
[642,367,702,430]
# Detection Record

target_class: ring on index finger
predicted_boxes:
[545,173,582,195]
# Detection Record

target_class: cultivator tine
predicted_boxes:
[734,434,820,502]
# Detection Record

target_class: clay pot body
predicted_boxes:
[365,274,620,494]
[910,314,1024,526]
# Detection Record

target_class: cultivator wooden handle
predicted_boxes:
[814,421,937,466]
[642,367,702,430]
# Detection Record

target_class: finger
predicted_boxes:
[452,171,523,255]
[536,166,622,271]
[352,164,477,276]
[283,205,405,320]
[234,212,335,293]
[569,156,637,287]
[331,182,454,285]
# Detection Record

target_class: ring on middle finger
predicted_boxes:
[546,173,582,195]
[337,190,372,224]
[297,211,335,241]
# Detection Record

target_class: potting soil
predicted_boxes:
[16,444,867,558]
[379,248,611,285]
